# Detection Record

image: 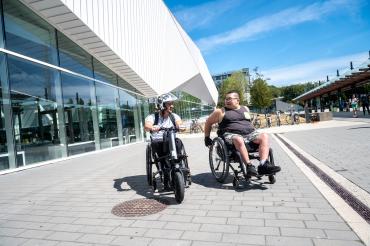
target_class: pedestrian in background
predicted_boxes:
[304,102,310,123]
[360,94,369,116]
[351,94,358,118]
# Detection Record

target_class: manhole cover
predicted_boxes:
[112,198,168,217]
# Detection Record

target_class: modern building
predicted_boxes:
[294,54,370,112]
[212,68,251,103]
[0,0,218,172]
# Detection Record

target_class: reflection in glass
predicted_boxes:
[117,76,141,95]
[8,55,63,165]
[61,73,95,155]
[0,0,3,48]
[3,0,57,64]
[0,54,8,170]
[136,95,149,142]
[57,31,93,77]
[96,83,118,149]
[93,58,117,86]
[119,90,138,144]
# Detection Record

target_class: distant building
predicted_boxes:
[212,68,251,104]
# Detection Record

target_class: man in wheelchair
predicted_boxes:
[144,93,185,190]
[204,90,281,177]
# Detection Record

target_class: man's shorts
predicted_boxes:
[223,131,260,145]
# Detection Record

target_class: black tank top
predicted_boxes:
[218,107,255,137]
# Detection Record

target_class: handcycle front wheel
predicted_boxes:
[173,171,185,203]
[209,137,230,183]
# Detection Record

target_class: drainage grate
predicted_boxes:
[112,198,168,217]
[275,134,370,224]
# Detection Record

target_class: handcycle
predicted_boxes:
[209,136,276,188]
[146,127,191,203]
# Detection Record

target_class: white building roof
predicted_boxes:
[21,0,218,105]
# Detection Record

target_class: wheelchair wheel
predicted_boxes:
[232,177,240,189]
[268,148,274,165]
[146,144,153,186]
[268,175,276,184]
[178,141,191,186]
[209,137,229,183]
[173,171,185,203]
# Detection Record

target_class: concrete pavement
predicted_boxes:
[0,119,369,246]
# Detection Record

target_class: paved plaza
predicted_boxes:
[0,118,369,246]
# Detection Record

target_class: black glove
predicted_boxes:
[204,136,213,147]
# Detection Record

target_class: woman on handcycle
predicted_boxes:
[144,93,185,190]
[204,90,281,177]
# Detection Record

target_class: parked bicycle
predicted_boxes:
[190,118,203,133]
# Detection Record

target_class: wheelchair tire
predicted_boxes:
[173,171,185,203]
[178,140,191,186]
[268,148,274,165]
[209,137,229,183]
[232,177,240,189]
[268,175,276,184]
[146,144,153,186]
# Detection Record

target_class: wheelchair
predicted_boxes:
[209,136,276,188]
[146,127,191,203]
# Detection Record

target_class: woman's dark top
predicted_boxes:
[218,106,255,137]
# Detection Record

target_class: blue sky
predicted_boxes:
[164,0,370,86]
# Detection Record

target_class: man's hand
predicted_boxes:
[204,136,213,147]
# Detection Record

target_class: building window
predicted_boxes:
[117,76,140,95]
[7,55,63,165]
[93,58,117,86]
[57,31,93,78]
[61,72,96,155]
[3,0,58,64]
[119,90,138,144]
[95,83,118,149]
[0,54,8,170]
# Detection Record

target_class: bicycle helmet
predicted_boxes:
[156,93,178,110]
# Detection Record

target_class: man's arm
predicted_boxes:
[204,108,222,137]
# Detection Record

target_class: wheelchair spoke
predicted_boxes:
[215,159,222,171]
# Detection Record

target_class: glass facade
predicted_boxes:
[173,92,214,120]
[0,0,150,171]
[0,0,213,172]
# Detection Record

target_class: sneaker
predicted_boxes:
[258,161,281,175]
[246,164,258,176]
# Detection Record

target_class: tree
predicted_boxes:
[280,84,306,103]
[268,85,281,98]
[218,72,247,107]
[250,78,273,112]
[279,82,320,103]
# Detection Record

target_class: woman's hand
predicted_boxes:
[151,125,160,132]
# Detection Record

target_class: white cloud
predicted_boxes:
[196,0,356,52]
[263,52,369,86]
[173,0,243,31]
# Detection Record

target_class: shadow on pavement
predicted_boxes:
[347,126,370,130]
[191,172,268,192]
[113,175,178,205]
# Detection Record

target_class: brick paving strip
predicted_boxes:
[273,133,370,245]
